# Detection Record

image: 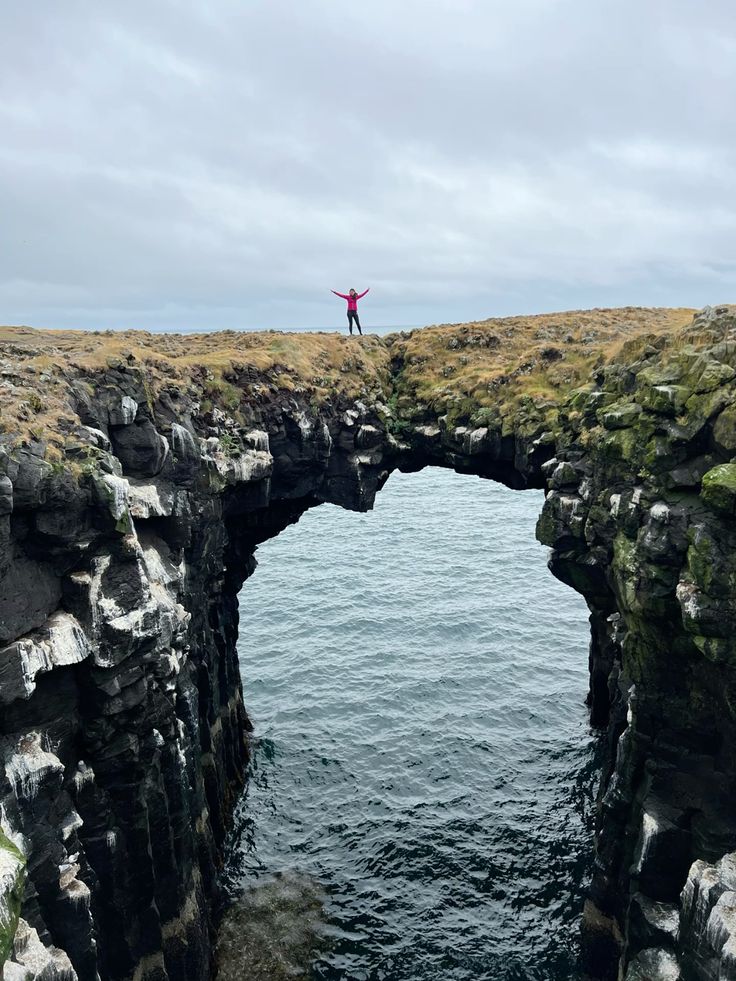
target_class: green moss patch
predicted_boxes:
[0,830,25,966]
[701,464,736,516]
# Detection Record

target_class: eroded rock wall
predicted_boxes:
[0,380,395,980]
[534,308,736,980]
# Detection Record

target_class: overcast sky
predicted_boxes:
[1,1,734,331]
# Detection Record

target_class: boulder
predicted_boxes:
[701,463,736,516]
[625,948,682,980]
[4,919,76,981]
[599,402,643,430]
[110,419,170,477]
[108,395,138,426]
[638,385,691,417]
[712,403,736,455]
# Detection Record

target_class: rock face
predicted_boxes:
[0,383,395,981]
[1,306,736,980]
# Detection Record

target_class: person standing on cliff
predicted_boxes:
[331,287,369,335]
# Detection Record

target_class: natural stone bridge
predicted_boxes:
[2,306,736,981]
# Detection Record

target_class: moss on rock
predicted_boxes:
[598,402,643,430]
[701,464,736,516]
[0,830,25,966]
[712,403,736,455]
[637,384,692,417]
[687,357,736,394]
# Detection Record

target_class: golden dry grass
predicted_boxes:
[390,306,697,420]
[0,326,392,448]
[0,325,390,388]
[0,306,701,449]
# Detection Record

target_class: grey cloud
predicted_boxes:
[1,0,735,330]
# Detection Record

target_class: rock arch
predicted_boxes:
[2,308,736,980]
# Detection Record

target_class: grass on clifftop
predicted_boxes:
[388,306,696,425]
[0,327,392,450]
[0,307,700,452]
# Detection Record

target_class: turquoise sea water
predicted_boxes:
[222,468,599,980]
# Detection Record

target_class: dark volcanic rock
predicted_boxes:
[110,420,170,477]
[0,395,395,981]
[0,475,13,515]
[0,551,61,645]
[3,306,736,980]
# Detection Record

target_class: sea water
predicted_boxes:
[221,467,599,981]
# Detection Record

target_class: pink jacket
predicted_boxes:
[332,288,369,311]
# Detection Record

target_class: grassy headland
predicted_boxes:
[0,307,705,458]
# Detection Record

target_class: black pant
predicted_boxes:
[347,311,362,334]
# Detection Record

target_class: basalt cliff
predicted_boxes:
[1,305,736,981]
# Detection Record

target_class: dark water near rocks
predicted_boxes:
[222,469,600,981]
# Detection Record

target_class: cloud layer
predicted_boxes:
[2,0,735,330]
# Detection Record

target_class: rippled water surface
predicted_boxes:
[223,468,599,980]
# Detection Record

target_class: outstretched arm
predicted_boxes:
[357,288,370,299]
[332,290,349,299]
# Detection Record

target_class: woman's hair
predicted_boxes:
[349,288,355,293]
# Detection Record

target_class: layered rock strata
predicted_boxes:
[0,379,395,981]
[1,306,736,980]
